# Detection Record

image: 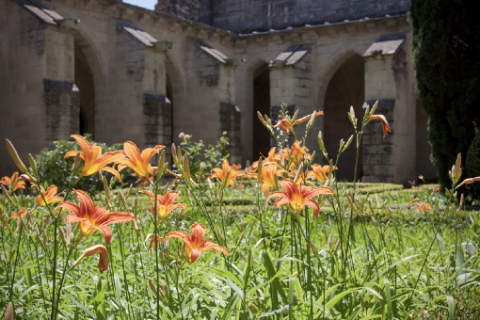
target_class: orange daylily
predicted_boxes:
[252,147,281,170]
[116,141,165,185]
[65,135,126,182]
[1,172,26,193]
[20,174,38,188]
[166,222,229,264]
[416,202,433,212]
[73,245,109,273]
[257,163,286,196]
[145,233,166,254]
[139,190,188,224]
[57,189,135,244]
[283,141,310,168]
[273,110,324,135]
[267,179,334,218]
[36,185,64,206]
[308,164,337,183]
[10,207,27,219]
[368,115,391,138]
[210,159,244,187]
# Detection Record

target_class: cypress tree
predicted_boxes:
[410,0,480,194]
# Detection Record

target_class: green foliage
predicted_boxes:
[35,134,122,194]
[178,133,231,176]
[410,0,480,192]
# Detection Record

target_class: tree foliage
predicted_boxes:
[410,0,480,194]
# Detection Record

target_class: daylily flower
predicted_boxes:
[273,110,324,135]
[57,189,135,244]
[139,190,188,224]
[416,202,433,212]
[145,233,166,254]
[256,163,286,196]
[116,141,165,185]
[267,179,334,218]
[252,147,281,170]
[10,207,27,219]
[20,174,38,188]
[283,141,310,168]
[73,245,109,273]
[367,115,391,138]
[308,164,337,183]
[65,135,126,182]
[166,222,229,264]
[211,159,244,187]
[0,172,26,193]
[36,185,64,206]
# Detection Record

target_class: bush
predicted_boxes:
[410,0,480,192]
[35,134,123,194]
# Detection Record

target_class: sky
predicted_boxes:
[123,0,156,10]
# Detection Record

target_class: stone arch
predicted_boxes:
[321,52,365,181]
[166,52,186,145]
[252,63,271,160]
[72,28,107,141]
[239,58,273,163]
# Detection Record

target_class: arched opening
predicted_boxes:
[253,64,271,160]
[416,99,436,182]
[75,42,95,139]
[323,55,365,181]
[166,74,174,146]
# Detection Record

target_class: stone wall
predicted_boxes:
[207,0,410,33]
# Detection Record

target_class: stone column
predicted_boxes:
[362,33,416,184]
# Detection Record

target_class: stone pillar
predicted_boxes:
[269,44,316,151]
[101,21,172,153]
[182,39,242,163]
[43,21,80,146]
[362,33,416,184]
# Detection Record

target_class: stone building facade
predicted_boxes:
[0,0,436,183]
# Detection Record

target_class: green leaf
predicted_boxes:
[67,294,96,319]
[447,295,455,320]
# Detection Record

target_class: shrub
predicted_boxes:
[35,134,123,194]
[410,0,480,192]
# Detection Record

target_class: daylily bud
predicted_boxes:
[294,162,304,184]
[257,156,263,181]
[157,150,166,175]
[207,178,213,189]
[309,241,318,253]
[161,281,168,298]
[183,155,191,179]
[165,240,170,263]
[270,236,275,248]
[187,190,192,204]
[334,240,340,251]
[460,193,464,208]
[339,139,345,151]
[43,230,48,245]
[306,110,317,133]
[174,252,179,263]
[126,184,134,198]
[66,223,72,246]
[73,154,82,173]
[258,111,268,127]
[100,173,111,202]
[343,135,354,152]
[159,252,166,264]
[132,219,140,231]
[199,162,205,175]
[317,131,327,155]
[5,302,13,320]
[217,187,223,200]
[28,153,38,175]
[6,139,28,173]
[369,100,378,117]
[238,231,245,245]
[1,185,14,204]
[292,109,300,122]
[59,227,67,244]
[119,191,129,211]
[73,245,109,273]
[327,234,333,251]
[171,143,177,163]
[16,217,21,232]
[177,147,182,164]
[149,280,158,296]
